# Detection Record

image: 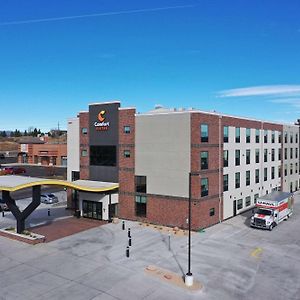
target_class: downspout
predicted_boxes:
[219,115,222,223]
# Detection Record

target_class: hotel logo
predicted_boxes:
[94,110,110,131]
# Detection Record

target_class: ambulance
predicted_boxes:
[250,191,294,231]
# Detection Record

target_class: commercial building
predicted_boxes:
[67,101,300,229]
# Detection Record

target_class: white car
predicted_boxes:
[40,193,59,204]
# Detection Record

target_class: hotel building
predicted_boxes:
[67,101,300,230]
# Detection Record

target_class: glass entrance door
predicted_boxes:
[82,200,102,220]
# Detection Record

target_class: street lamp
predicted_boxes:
[185,172,193,286]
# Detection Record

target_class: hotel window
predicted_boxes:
[284,164,287,176]
[296,133,298,144]
[255,149,260,163]
[264,168,267,181]
[290,163,293,175]
[264,130,268,143]
[124,126,131,134]
[290,133,293,143]
[264,149,268,162]
[223,126,229,143]
[272,131,275,143]
[223,174,228,192]
[235,150,240,166]
[278,149,281,161]
[271,149,275,161]
[201,178,209,197]
[246,128,251,143]
[200,151,209,170]
[271,167,275,179]
[255,129,260,143]
[235,127,240,143]
[245,196,251,207]
[246,149,250,164]
[255,169,259,183]
[123,150,131,158]
[90,146,116,166]
[235,172,240,189]
[278,131,282,143]
[278,166,281,178]
[200,124,209,142]
[81,127,88,134]
[290,148,293,159]
[284,148,287,159]
[237,199,243,210]
[209,208,215,217]
[246,171,250,186]
[296,148,298,159]
[223,150,228,167]
[254,193,259,204]
[81,149,88,157]
[135,196,147,217]
[284,131,288,143]
[136,176,147,193]
[296,163,298,174]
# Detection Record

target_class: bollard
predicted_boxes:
[48,208,50,217]
[168,234,171,251]
[129,237,132,246]
[128,228,131,238]
[2,211,4,217]
[122,220,125,230]
[126,246,130,258]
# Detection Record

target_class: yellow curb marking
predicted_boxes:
[251,247,263,258]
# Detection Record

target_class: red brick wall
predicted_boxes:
[79,112,89,180]
[118,108,136,218]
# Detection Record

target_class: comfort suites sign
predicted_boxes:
[94,110,110,131]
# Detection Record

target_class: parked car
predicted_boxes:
[2,167,14,175]
[40,193,59,204]
[2,167,26,175]
[0,154,5,159]
[0,198,9,211]
[12,167,26,174]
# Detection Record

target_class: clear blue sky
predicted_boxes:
[1,0,300,131]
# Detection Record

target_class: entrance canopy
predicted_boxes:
[0,175,119,192]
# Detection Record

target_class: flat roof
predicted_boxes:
[0,175,118,193]
[258,191,292,202]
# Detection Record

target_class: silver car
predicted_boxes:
[40,193,59,204]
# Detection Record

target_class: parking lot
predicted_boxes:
[0,194,299,299]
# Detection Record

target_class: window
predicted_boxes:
[271,149,275,161]
[284,148,287,159]
[90,146,116,166]
[296,148,298,159]
[284,164,287,176]
[278,149,281,161]
[290,163,293,175]
[223,174,228,192]
[271,167,275,179]
[235,150,240,166]
[223,126,229,143]
[246,171,250,186]
[81,127,88,134]
[124,126,131,134]
[272,131,275,143]
[264,130,268,143]
[278,166,281,178]
[223,150,228,167]
[246,149,250,164]
[201,151,208,170]
[81,149,88,157]
[135,196,147,217]
[255,129,260,143]
[284,131,288,143]
[254,194,259,204]
[278,131,282,143]
[255,149,260,163]
[245,196,251,207]
[264,168,267,181]
[246,128,251,143]
[255,169,259,183]
[136,176,146,193]
[235,127,240,143]
[124,150,131,158]
[264,149,268,162]
[237,199,243,210]
[290,133,293,143]
[290,148,293,159]
[209,208,215,217]
[235,172,240,189]
[201,178,208,197]
[296,163,298,174]
[296,134,298,144]
[201,124,209,143]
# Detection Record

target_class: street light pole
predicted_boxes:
[185,172,193,286]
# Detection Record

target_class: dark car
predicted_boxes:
[0,198,9,211]
[0,154,4,159]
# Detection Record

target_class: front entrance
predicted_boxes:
[82,200,102,220]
